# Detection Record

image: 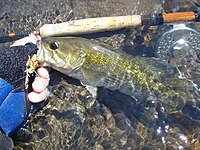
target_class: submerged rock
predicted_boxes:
[13,73,200,149]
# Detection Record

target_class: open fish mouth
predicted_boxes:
[36,38,51,67]
[36,38,43,62]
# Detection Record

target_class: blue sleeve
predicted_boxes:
[0,78,13,104]
[0,77,26,135]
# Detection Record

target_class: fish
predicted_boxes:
[36,37,194,114]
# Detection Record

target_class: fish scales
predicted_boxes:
[37,37,191,113]
[82,43,159,97]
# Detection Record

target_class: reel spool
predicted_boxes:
[157,24,200,67]
[157,24,200,92]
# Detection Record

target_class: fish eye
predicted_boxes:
[49,41,59,50]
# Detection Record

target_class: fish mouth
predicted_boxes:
[36,39,43,59]
[36,39,53,68]
[36,39,49,65]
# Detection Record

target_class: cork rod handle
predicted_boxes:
[39,15,141,38]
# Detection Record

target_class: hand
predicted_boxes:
[11,35,49,103]
[28,67,50,103]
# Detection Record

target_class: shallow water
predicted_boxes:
[0,0,200,149]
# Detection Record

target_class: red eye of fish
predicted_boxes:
[49,41,59,50]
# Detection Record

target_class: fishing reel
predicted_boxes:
[157,24,200,91]
[157,24,200,67]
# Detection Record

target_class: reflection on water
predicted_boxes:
[0,0,199,149]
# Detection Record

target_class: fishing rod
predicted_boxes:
[0,30,40,43]
[1,10,200,42]
[40,10,200,37]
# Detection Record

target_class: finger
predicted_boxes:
[37,67,50,79]
[32,77,49,93]
[28,88,49,103]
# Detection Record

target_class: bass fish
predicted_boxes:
[36,37,193,114]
